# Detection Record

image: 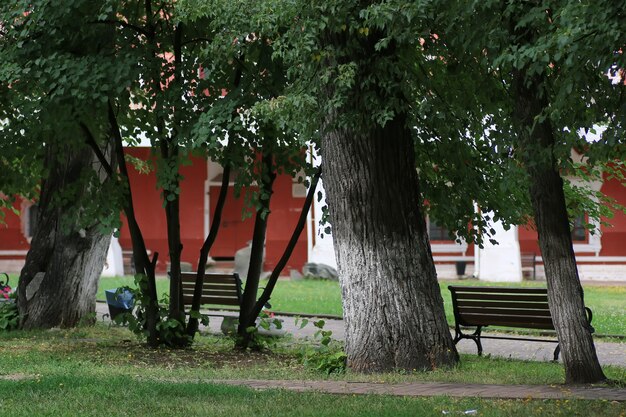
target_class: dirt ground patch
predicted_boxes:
[79,339,296,370]
[0,373,34,381]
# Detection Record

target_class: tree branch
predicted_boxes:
[181,37,213,46]
[251,167,322,320]
[80,122,113,177]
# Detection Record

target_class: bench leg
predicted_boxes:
[473,326,483,356]
[453,325,483,356]
[553,344,560,361]
[453,325,462,345]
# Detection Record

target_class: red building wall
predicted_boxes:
[117,148,208,272]
[599,173,626,256]
[519,173,626,258]
[117,148,308,274]
[0,200,31,251]
[265,174,308,272]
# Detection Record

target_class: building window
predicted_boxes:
[428,218,452,241]
[571,215,587,242]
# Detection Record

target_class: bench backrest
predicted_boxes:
[448,286,554,330]
[180,272,243,307]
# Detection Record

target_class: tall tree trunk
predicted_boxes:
[512,70,606,384]
[163,151,184,323]
[251,168,322,320]
[186,164,231,337]
[17,142,112,329]
[166,21,185,324]
[108,101,160,346]
[321,114,458,372]
[237,153,276,348]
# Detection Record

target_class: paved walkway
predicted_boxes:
[214,379,626,401]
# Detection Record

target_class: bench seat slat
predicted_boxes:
[457,307,552,318]
[182,295,240,306]
[182,289,238,298]
[180,273,237,284]
[181,283,238,292]
[456,300,550,310]
[458,313,554,329]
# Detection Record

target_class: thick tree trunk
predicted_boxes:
[321,115,458,372]
[17,143,111,329]
[512,71,606,384]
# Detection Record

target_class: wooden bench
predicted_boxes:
[448,286,594,361]
[180,272,243,311]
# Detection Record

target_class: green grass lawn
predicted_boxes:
[97,276,626,336]
[0,325,624,417]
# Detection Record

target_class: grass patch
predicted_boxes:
[2,376,625,417]
[0,325,624,417]
[97,276,343,316]
[1,325,625,385]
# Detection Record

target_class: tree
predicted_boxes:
[0,1,123,329]
[180,0,318,346]
[434,0,626,383]
[93,0,317,347]
[270,1,459,372]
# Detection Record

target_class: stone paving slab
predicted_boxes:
[214,379,626,401]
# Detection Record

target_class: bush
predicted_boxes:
[0,299,19,331]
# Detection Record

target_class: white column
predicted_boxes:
[478,213,522,282]
[102,236,124,277]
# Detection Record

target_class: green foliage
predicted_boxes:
[0,300,19,331]
[114,276,208,347]
[422,0,626,240]
[235,310,285,351]
[0,0,129,233]
[295,317,347,374]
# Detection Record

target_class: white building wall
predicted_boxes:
[308,177,338,269]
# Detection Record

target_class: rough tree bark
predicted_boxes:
[512,71,606,384]
[321,114,458,372]
[17,141,113,329]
